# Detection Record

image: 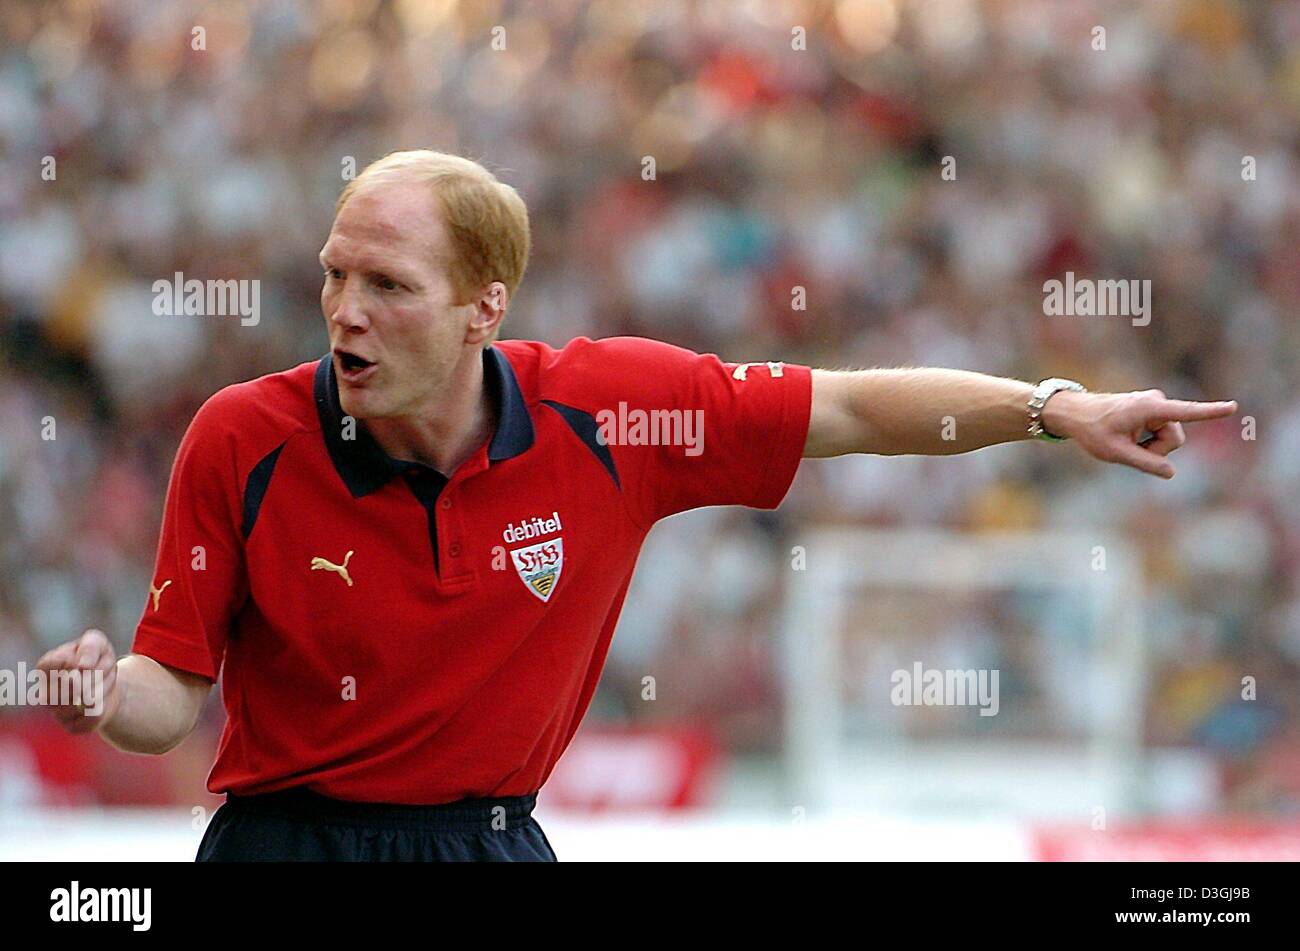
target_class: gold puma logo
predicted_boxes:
[310,550,354,587]
[149,580,172,611]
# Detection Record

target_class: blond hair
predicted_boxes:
[336,150,531,309]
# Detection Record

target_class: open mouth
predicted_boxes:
[335,349,377,383]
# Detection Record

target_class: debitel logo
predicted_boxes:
[502,511,562,543]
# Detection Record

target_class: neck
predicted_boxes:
[364,349,494,476]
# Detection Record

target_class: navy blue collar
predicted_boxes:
[314,345,534,498]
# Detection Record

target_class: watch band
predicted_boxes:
[1028,378,1087,442]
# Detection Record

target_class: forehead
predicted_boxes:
[321,178,447,271]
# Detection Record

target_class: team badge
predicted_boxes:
[510,538,563,603]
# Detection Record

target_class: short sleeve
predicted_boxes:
[131,392,248,681]
[575,337,813,526]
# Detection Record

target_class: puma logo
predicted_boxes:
[148,580,172,611]
[310,550,354,587]
[732,361,784,382]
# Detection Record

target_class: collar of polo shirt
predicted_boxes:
[313,345,535,498]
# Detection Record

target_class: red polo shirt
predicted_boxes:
[131,335,812,804]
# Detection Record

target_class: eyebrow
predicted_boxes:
[319,249,391,273]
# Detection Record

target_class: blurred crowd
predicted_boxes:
[1,0,1298,812]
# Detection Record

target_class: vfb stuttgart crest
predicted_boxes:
[510,538,563,603]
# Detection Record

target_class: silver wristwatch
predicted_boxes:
[1027,378,1087,442]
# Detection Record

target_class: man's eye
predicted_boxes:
[324,268,341,280]
[376,277,400,291]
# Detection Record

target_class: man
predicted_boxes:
[36,150,1237,861]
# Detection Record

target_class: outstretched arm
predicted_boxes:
[804,367,1237,479]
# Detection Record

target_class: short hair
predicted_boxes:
[336,150,531,309]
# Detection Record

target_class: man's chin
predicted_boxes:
[337,389,380,420]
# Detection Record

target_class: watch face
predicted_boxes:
[1035,379,1082,402]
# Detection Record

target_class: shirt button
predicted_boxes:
[448,542,462,557]
[440,498,452,509]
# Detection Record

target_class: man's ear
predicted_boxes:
[465,282,508,344]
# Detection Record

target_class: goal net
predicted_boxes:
[780,528,1148,819]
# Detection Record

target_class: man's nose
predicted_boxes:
[329,278,370,331]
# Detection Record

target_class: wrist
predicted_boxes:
[1040,388,1087,440]
[1028,377,1088,441]
[94,661,125,735]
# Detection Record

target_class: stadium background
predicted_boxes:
[1,0,1298,859]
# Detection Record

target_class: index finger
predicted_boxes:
[35,643,78,673]
[1154,399,1238,423]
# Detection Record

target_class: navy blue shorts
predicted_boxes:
[195,787,558,862]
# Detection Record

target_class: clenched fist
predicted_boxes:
[35,628,122,734]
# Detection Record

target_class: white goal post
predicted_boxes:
[780,529,1148,817]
